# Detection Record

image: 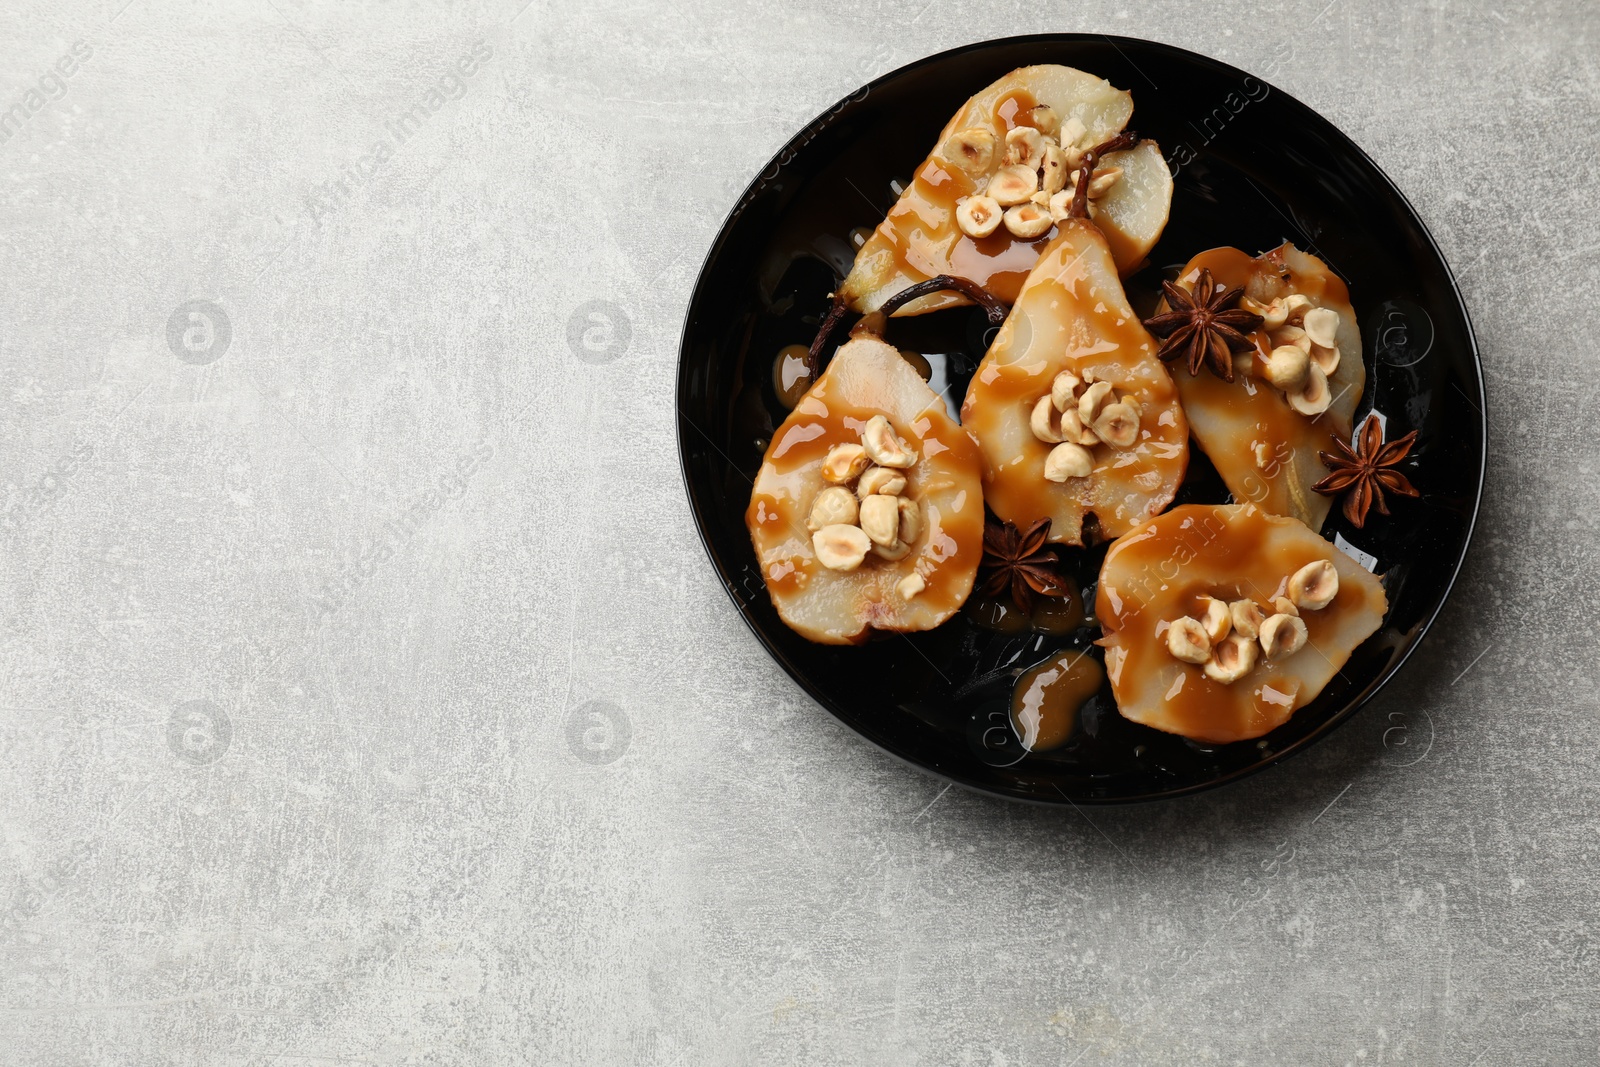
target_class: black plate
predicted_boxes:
[676,34,1485,804]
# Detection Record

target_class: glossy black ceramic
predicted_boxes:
[676,35,1485,803]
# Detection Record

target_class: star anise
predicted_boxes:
[1141,268,1264,383]
[978,515,1067,615]
[1312,414,1419,527]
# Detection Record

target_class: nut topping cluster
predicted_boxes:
[1027,368,1142,482]
[807,415,928,598]
[947,108,1124,241]
[1162,560,1340,684]
[1242,292,1342,416]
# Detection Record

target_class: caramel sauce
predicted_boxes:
[1011,649,1104,752]
[1171,245,1364,529]
[1096,504,1387,744]
[961,223,1189,546]
[746,339,986,642]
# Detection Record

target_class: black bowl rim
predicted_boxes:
[675,32,1487,806]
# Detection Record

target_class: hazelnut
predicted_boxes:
[1229,599,1266,640]
[1302,307,1340,348]
[1047,188,1073,223]
[1059,115,1088,150]
[1198,596,1233,643]
[1086,166,1123,199]
[1022,105,1060,138]
[1288,559,1340,610]
[1259,613,1309,660]
[813,524,871,571]
[897,572,926,600]
[1077,380,1115,426]
[1273,324,1311,353]
[956,195,1002,239]
[856,466,906,498]
[871,538,911,561]
[1039,143,1069,195]
[1092,401,1140,449]
[1282,293,1312,321]
[1263,345,1311,391]
[1203,633,1259,684]
[896,497,922,544]
[858,494,901,546]
[1059,406,1100,446]
[987,164,1038,206]
[1043,441,1094,482]
[1310,342,1340,376]
[1004,126,1045,170]
[1165,616,1212,664]
[1050,369,1082,412]
[1244,296,1288,329]
[1030,394,1064,443]
[821,443,871,484]
[942,127,995,174]
[1003,202,1053,239]
[1286,363,1332,416]
[1272,596,1299,617]
[862,415,916,468]
[807,486,858,531]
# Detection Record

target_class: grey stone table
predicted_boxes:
[0,0,1595,1063]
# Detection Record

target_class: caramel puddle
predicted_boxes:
[1012,649,1105,752]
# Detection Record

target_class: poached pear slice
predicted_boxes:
[745,333,985,645]
[1166,243,1366,531]
[1084,140,1173,275]
[837,65,1171,316]
[1096,503,1388,744]
[959,216,1189,546]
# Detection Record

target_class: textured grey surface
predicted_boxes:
[0,0,1596,1063]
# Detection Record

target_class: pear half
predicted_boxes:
[837,65,1171,317]
[1168,243,1366,531]
[960,218,1189,546]
[746,334,986,645]
[1097,503,1388,744]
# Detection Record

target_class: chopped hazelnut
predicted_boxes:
[1029,395,1063,443]
[1288,559,1339,610]
[1198,596,1232,643]
[1203,633,1259,684]
[1165,616,1212,664]
[1259,613,1309,660]
[1229,599,1265,640]
[1043,441,1094,482]
[807,486,858,530]
[821,443,871,484]
[813,524,871,571]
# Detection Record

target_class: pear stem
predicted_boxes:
[806,275,1008,378]
[1069,129,1140,221]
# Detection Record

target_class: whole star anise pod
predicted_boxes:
[978,515,1067,615]
[1312,414,1419,527]
[1141,268,1264,383]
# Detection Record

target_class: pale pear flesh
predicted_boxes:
[838,65,1171,317]
[1097,503,1388,744]
[746,337,986,645]
[960,220,1188,546]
